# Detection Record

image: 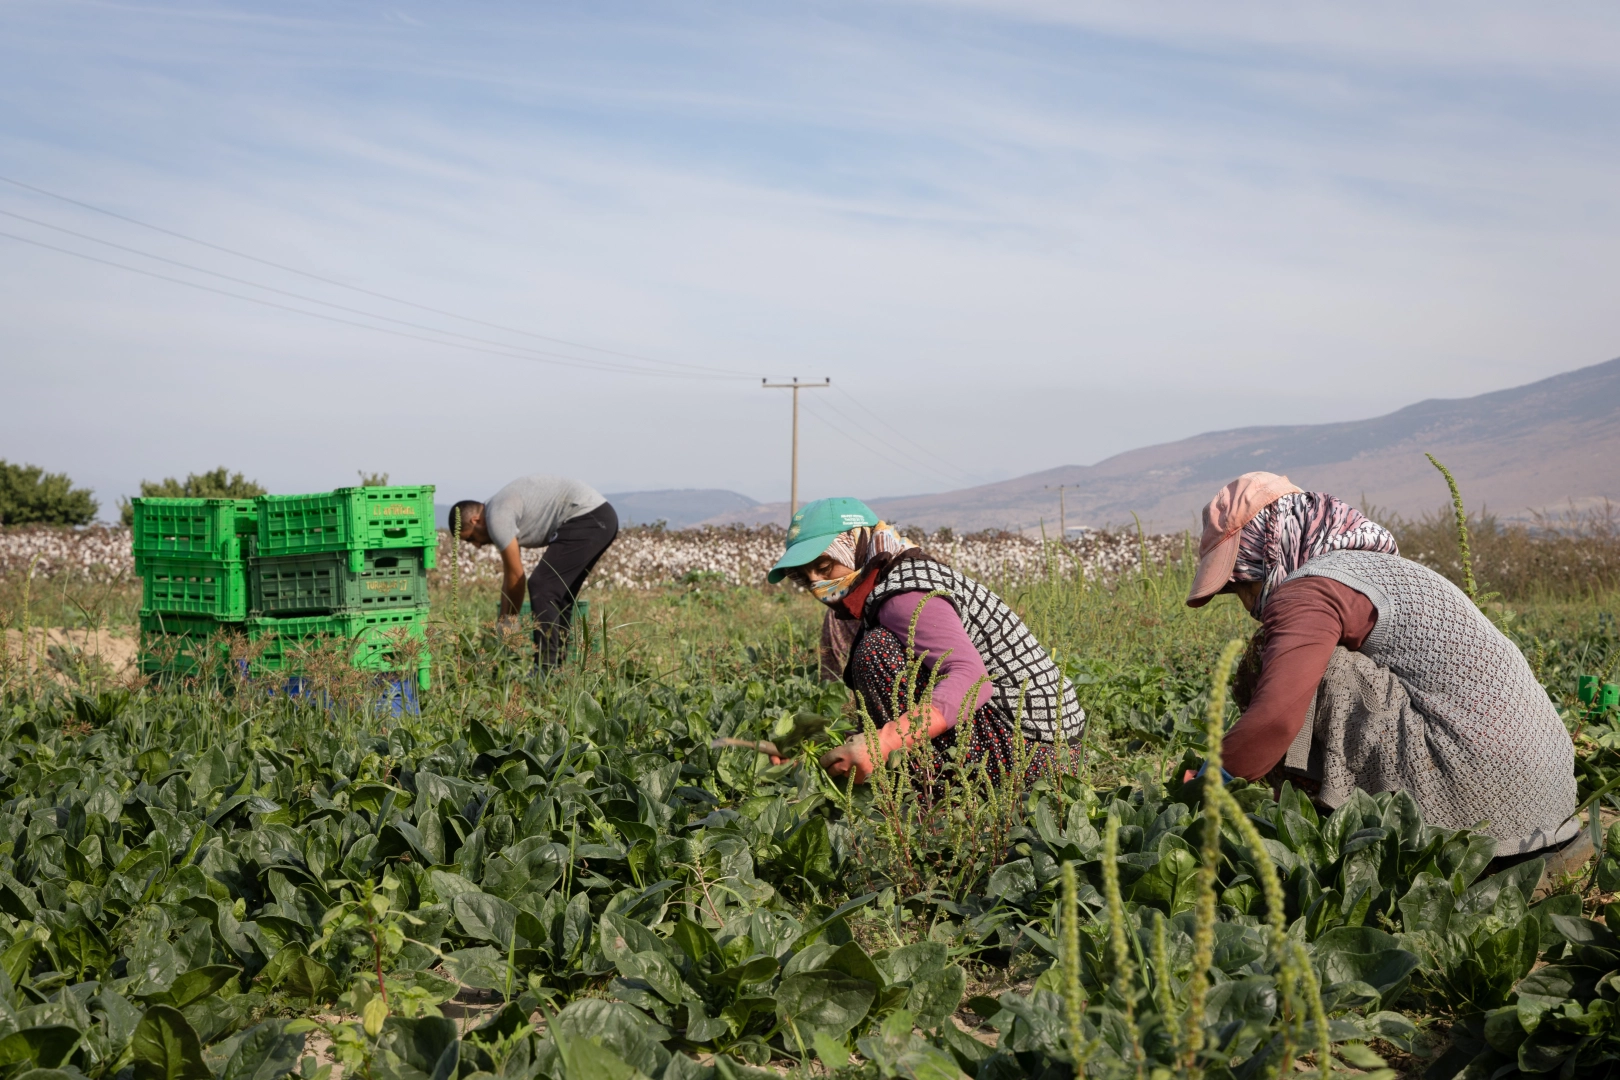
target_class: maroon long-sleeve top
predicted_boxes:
[822,585,995,726]
[875,592,994,726]
[1222,576,1380,779]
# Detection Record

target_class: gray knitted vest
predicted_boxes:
[864,557,1085,744]
[1289,550,1576,851]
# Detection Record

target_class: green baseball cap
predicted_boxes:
[767,497,880,583]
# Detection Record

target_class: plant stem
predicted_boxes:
[1061,861,1089,1078]
[1101,812,1145,1077]
[1182,637,1245,1076]
[1151,910,1179,1060]
[1426,453,1479,604]
[373,928,389,1007]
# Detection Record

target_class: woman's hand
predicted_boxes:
[819,709,953,783]
[819,739,875,783]
[820,723,907,783]
[1180,762,1236,785]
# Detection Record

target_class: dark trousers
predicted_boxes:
[529,502,618,668]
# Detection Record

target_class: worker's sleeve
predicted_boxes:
[484,496,519,552]
[1221,577,1379,780]
[876,592,994,728]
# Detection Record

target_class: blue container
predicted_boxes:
[261,673,421,716]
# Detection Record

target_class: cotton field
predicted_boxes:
[0,523,1189,589]
[0,525,133,585]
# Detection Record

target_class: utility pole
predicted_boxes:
[1045,484,1069,539]
[762,377,830,516]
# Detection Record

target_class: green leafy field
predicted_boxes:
[1,559,1619,1080]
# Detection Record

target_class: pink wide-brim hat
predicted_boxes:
[1185,471,1303,607]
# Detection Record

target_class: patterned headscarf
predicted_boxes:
[1233,492,1400,614]
[808,522,912,604]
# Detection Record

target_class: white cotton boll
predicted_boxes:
[0,524,1183,592]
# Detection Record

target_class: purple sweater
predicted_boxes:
[877,591,993,727]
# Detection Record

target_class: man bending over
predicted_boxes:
[450,475,618,670]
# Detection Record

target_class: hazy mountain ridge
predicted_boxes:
[703,356,1620,532]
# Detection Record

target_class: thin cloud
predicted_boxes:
[1,1,1617,514]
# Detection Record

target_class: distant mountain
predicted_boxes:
[703,357,1620,532]
[605,489,760,528]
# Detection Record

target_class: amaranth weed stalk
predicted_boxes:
[1181,636,1244,1076]
[1101,812,1146,1077]
[1426,453,1479,605]
[1150,910,1179,1062]
[449,506,462,620]
[1195,635,1332,1080]
[1060,860,1092,1078]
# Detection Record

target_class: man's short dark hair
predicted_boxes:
[449,500,484,539]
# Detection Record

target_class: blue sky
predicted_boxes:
[3,1,1618,515]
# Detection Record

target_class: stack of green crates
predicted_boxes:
[246,485,436,688]
[132,498,258,677]
[135,485,436,687]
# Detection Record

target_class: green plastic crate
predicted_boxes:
[251,548,429,615]
[131,498,259,563]
[140,557,249,619]
[256,486,437,571]
[138,612,246,636]
[247,607,430,678]
[137,613,245,677]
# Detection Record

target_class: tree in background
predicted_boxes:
[119,467,266,524]
[0,461,99,526]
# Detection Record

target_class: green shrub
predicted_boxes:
[119,466,266,524]
[0,460,98,525]
[1386,503,1620,601]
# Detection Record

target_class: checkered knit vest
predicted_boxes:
[857,554,1085,744]
[1290,550,1576,848]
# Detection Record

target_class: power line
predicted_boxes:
[0,175,1000,487]
[0,207,743,379]
[0,229,723,379]
[832,384,977,484]
[797,395,961,490]
[813,391,976,487]
[797,398,913,475]
[0,173,759,379]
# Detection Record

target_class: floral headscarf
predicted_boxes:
[807,522,912,604]
[1233,492,1399,615]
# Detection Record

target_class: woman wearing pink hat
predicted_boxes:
[1187,472,1579,862]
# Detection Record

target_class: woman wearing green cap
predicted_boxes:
[769,497,1085,785]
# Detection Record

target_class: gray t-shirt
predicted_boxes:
[484,475,606,550]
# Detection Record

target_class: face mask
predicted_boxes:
[808,568,862,605]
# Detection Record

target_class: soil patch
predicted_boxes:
[3,626,138,685]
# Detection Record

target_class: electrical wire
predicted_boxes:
[0,229,723,379]
[0,173,759,379]
[0,206,744,378]
[832,383,977,484]
[814,389,978,486]
[797,395,960,489]
[1,174,989,492]
[798,399,934,484]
